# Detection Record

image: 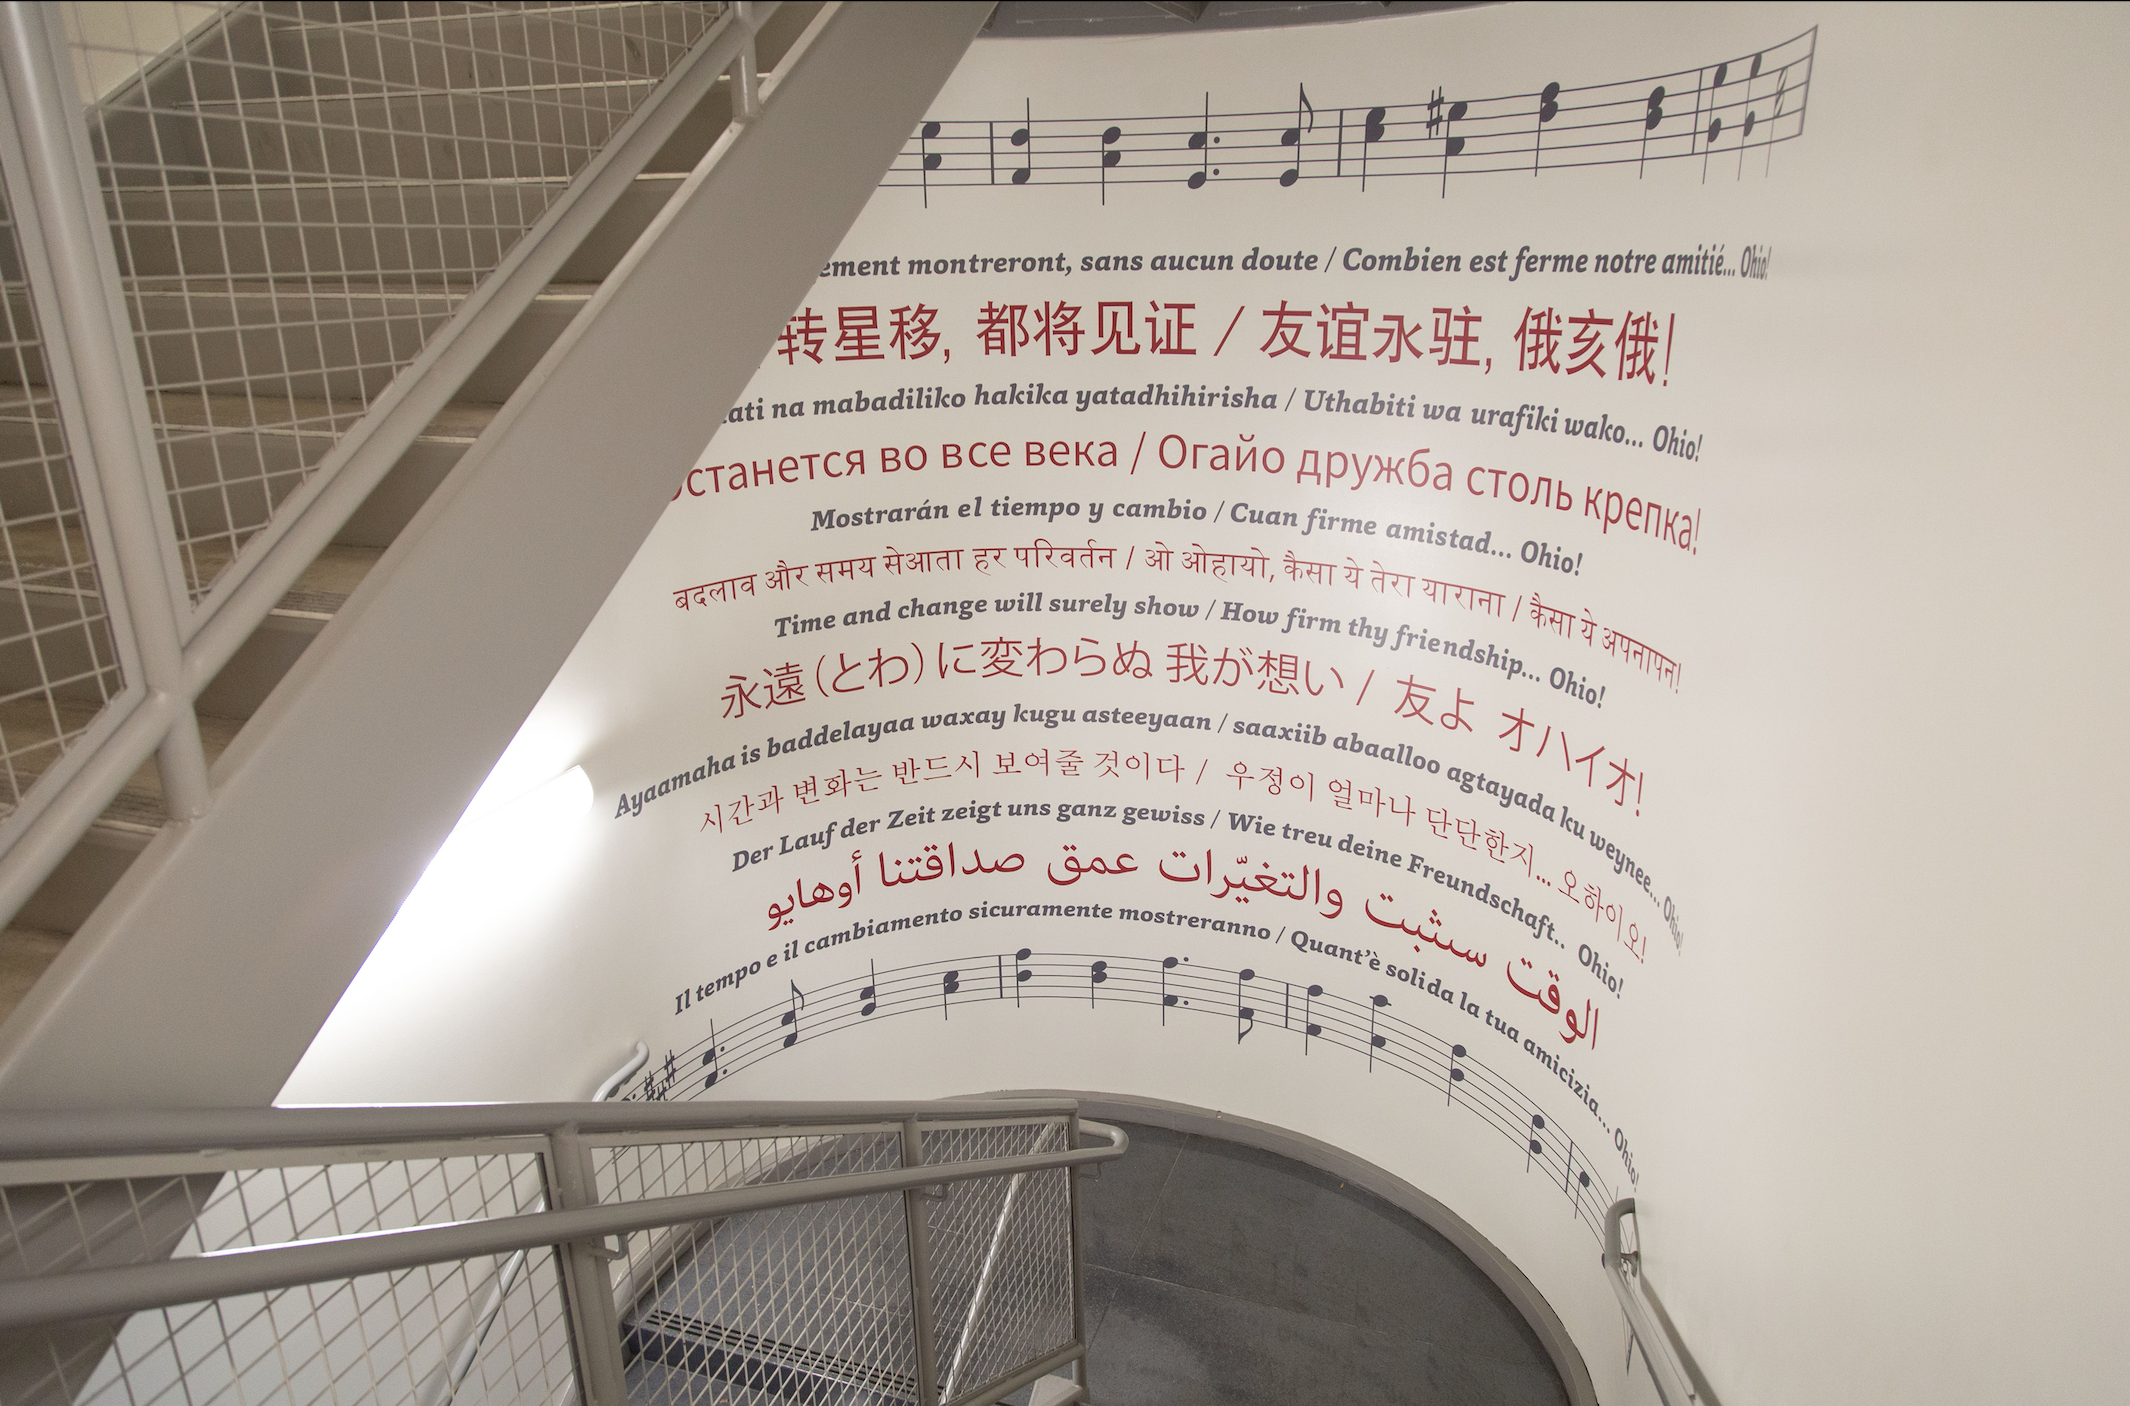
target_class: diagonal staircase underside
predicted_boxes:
[0,0,993,1107]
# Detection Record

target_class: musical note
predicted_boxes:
[1431,89,1469,197]
[1639,84,1665,177]
[1532,80,1560,173]
[1278,83,1314,187]
[662,951,1617,1241]
[919,119,941,207]
[1360,104,1386,190]
[1736,52,1765,181]
[1011,100,1032,185]
[1700,60,1729,181]
[1765,65,1788,176]
[886,26,1813,201]
[1187,93,1212,189]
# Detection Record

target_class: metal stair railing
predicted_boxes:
[1603,1197,1724,1406]
[0,1096,1128,1406]
[0,0,769,926]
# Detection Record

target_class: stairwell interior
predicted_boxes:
[0,0,826,1025]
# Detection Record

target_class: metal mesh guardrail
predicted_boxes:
[0,178,126,820]
[65,0,723,604]
[0,0,755,905]
[0,1100,1124,1406]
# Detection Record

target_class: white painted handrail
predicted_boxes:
[1604,1198,1720,1406]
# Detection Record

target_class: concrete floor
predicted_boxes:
[1077,1123,1569,1406]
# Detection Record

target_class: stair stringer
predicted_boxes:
[0,1,994,1111]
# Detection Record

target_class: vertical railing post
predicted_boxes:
[900,1116,942,1403]
[0,2,210,819]
[1067,1110,1090,1398]
[546,1126,631,1406]
[729,2,761,122]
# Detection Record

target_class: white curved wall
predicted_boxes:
[284,6,2130,1402]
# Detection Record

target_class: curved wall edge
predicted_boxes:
[979,1086,1598,1406]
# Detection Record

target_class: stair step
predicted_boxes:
[95,3,708,111]
[0,389,501,553]
[0,926,65,1028]
[87,173,680,283]
[0,0,771,999]
[1028,1373,1088,1406]
[100,83,663,187]
[0,280,584,420]
[0,698,241,817]
[259,3,717,93]
[0,517,377,676]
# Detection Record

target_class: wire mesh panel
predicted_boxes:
[49,1252,577,1406]
[185,1149,550,1252]
[918,1122,1077,1401]
[0,1109,1106,1406]
[0,179,126,824]
[620,1190,921,1406]
[0,1147,555,1406]
[597,1131,920,1405]
[60,0,724,603]
[594,1129,898,1219]
[938,1164,1074,1399]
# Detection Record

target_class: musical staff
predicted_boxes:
[883,27,1814,200]
[645,948,1619,1238]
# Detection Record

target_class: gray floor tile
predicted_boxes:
[1124,1135,1365,1324]
[1080,1123,1568,1406]
[1081,1258,1122,1344]
[1077,1122,1187,1272]
[1084,1267,1368,1406]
